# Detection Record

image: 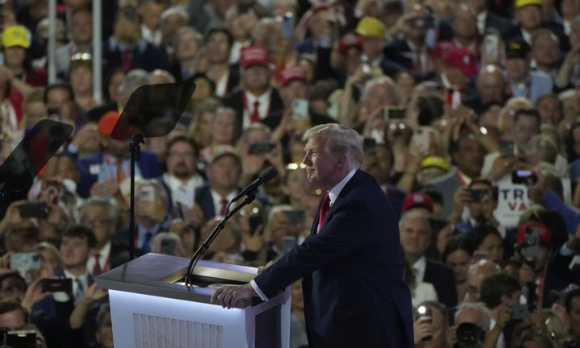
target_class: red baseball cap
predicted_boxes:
[338,33,363,55]
[402,192,434,213]
[98,111,121,137]
[240,45,270,69]
[517,222,552,247]
[279,65,308,86]
[441,48,479,77]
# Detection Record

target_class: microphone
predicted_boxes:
[232,166,278,202]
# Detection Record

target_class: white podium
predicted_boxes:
[95,253,291,348]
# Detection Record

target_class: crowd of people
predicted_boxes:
[0,0,579,347]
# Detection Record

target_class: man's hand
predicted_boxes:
[495,304,512,331]
[489,155,515,180]
[71,123,99,149]
[21,278,50,311]
[527,172,548,204]
[84,283,108,302]
[210,284,257,309]
[413,318,433,345]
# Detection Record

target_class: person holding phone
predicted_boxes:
[29,225,97,348]
[413,301,449,348]
[450,179,500,235]
[237,124,284,189]
[262,65,335,146]
[212,124,414,347]
[479,272,521,348]
[481,108,541,181]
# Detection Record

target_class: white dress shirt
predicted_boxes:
[163,173,205,209]
[243,90,272,128]
[87,241,111,275]
[412,255,427,285]
[210,189,238,217]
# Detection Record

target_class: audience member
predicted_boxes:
[400,212,458,309]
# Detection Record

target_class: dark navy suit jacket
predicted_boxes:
[424,260,458,310]
[254,170,415,347]
[76,151,162,198]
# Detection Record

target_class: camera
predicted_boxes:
[283,210,305,225]
[499,141,514,157]
[363,138,377,151]
[41,278,72,293]
[383,106,405,121]
[510,304,531,320]
[248,215,262,236]
[522,226,540,261]
[468,189,488,203]
[248,142,275,155]
[10,253,41,271]
[160,239,176,255]
[455,322,485,348]
[562,338,580,348]
[409,15,434,29]
[0,328,36,348]
[18,202,50,219]
[511,170,538,186]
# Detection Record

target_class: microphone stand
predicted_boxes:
[184,193,256,286]
[128,134,144,260]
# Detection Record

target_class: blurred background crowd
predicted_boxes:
[0,0,579,347]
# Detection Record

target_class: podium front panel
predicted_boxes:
[98,254,291,348]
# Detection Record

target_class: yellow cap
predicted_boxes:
[2,25,30,49]
[514,0,543,10]
[420,156,450,172]
[355,17,386,38]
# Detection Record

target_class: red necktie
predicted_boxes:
[122,48,131,71]
[93,253,102,276]
[318,192,330,232]
[116,158,125,182]
[250,101,260,123]
[220,198,228,216]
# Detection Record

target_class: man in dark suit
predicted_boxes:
[400,212,458,310]
[79,198,130,275]
[221,45,284,128]
[382,5,436,81]
[212,124,415,347]
[102,5,169,79]
[31,225,97,348]
[457,0,514,38]
[194,145,242,221]
[425,133,485,218]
